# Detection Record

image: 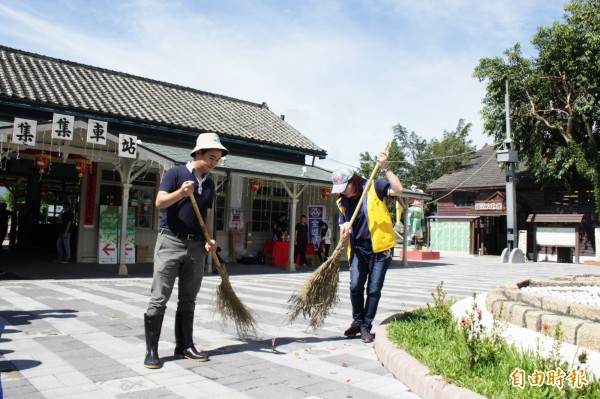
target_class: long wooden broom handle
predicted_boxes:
[189,193,224,270]
[343,142,390,234]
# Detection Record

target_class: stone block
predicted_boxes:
[518,291,544,308]
[501,288,521,302]
[569,303,600,322]
[524,309,551,332]
[485,290,505,313]
[509,304,532,328]
[540,296,571,316]
[575,322,600,351]
[539,314,584,345]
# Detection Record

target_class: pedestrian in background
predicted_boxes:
[318,221,331,262]
[56,203,72,263]
[143,132,228,369]
[0,202,10,252]
[294,214,309,267]
[332,151,403,343]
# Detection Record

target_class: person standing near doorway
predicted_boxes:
[143,132,228,369]
[56,203,73,263]
[294,215,309,267]
[0,202,11,252]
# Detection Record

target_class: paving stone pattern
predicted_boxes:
[1,256,599,398]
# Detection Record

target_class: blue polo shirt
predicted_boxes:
[158,164,215,236]
[337,179,390,253]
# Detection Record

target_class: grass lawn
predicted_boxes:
[386,285,600,399]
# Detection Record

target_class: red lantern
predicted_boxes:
[34,154,51,174]
[321,186,331,199]
[74,158,91,178]
[249,178,262,194]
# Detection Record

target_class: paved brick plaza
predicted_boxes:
[1,255,598,398]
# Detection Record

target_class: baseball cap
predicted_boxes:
[190,132,229,157]
[331,167,355,194]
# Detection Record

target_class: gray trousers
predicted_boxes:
[146,233,207,316]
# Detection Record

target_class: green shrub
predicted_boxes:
[387,283,599,399]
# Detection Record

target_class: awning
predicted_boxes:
[526,214,584,224]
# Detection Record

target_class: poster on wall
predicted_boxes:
[99,206,119,264]
[125,207,136,264]
[98,205,136,264]
[307,205,326,251]
[229,207,245,232]
[83,162,98,228]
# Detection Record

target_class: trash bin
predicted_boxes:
[136,245,148,263]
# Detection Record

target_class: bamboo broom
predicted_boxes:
[189,194,258,339]
[287,143,389,329]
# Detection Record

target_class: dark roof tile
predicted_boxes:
[0,46,326,156]
[427,144,529,191]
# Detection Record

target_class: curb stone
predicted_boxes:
[374,316,486,399]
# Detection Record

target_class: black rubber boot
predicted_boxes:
[174,311,209,362]
[144,313,164,369]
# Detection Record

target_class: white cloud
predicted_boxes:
[0,0,568,170]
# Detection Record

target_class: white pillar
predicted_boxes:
[118,182,132,276]
[596,228,600,262]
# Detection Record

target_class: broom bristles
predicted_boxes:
[213,265,258,340]
[287,243,345,329]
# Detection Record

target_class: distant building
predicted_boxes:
[0,45,335,268]
[426,145,597,263]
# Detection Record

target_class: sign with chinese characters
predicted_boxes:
[83,162,98,228]
[86,119,107,146]
[229,207,245,232]
[118,133,137,159]
[51,113,74,141]
[12,118,37,146]
[518,230,527,255]
[474,200,504,211]
[308,205,326,251]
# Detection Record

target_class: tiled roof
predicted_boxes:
[141,142,332,183]
[426,144,530,191]
[0,46,326,156]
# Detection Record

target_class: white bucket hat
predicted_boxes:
[190,132,229,157]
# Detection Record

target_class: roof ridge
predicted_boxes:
[0,45,266,109]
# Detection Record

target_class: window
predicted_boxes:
[213,174,228,231]
[453,192,476,207]
[252,198,289,233]
[544,189,579,207]
[251,183,290,233]
[130,188,154,228]
[99,184,155,228]
[581,189,594,207]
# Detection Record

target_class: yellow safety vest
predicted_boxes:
[337,182,396,255]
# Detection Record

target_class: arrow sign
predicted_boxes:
[102,243,115,256]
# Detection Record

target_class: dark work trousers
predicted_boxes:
[147,233,208,316]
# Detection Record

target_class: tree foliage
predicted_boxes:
[473,0,600,218]
[359,119,475,190]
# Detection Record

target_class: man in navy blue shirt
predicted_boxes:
[144,132,228,369]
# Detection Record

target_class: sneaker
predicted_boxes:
[360,327,374,343]
[344,321,361,337]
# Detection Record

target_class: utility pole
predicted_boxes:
[497,80,525,263]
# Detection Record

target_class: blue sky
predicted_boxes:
[0,0,568,170]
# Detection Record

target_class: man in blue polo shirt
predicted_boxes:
[143,132,228,369]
